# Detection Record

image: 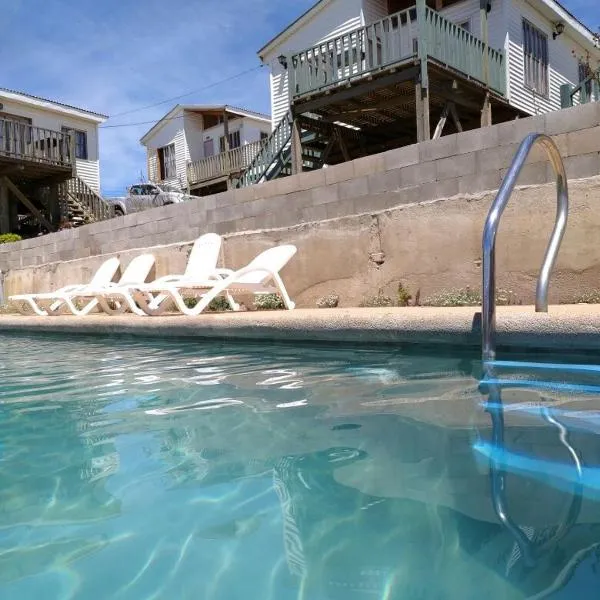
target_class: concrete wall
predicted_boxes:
[5,175,600,309]
[3,102,600,306]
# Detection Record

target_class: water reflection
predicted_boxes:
[2,334,600,598]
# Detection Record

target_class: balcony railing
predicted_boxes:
[0,119,73,168]
[187,141,263,186]
[289,4,506,99]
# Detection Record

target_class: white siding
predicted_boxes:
[0,97,102,191]
[184,113,205,162]
[262,0,364,129]
[240,117,271,144]
[362,0,387,24]
[143,108,189,190]
[506,0,593,115]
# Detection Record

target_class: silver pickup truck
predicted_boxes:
[107,183,195,216]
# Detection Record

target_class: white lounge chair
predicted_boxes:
[92,232,231,316]
[10,257,121,316]
[62,253,156,316]
[132,244,297,316]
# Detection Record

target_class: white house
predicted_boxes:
[140,105,271,196]
[0,87,107,192]
[258,0,600,129]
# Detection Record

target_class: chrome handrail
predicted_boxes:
[482,133,569,362]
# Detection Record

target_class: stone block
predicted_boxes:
[311,183,339,205]
[353,193,403,215]
[545,102,600,135]
[457,171,502,195]
[282,190,314,210]
[456,127,499,155]
[301,204,329,223]
[232,185,255,205]
[294,168,326,191]
[497,115,545,146]
[324,162,356,185]
[398,162,437,187]
[338,176,370,200]
[564,153,600,180]
[326,201,356,220]
[352,153,385,178]
[436,152,477,181]
[433,178,460,200]
[500,162,552,186]
[367,170,402,194]
[566,126,600,157]
[383,143,420,171]
[211,203,244,225]
[272,174,302,195]
[418,134,458,163]
[213,190,236,207]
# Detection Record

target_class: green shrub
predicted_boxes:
[397,282,412,307]
[423,287,519,307]
[317,294,339,308]
[254,293,285,310]
[0,233,21,244]
[359,294,394,308]
[573,290,600,304]
[183,296,232,312]
[423,287,482,307]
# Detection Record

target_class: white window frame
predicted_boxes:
[158,143,176,180]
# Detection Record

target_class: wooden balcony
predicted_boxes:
[0,118,74,180]
[288,4,506,101]
[187,141,263,188]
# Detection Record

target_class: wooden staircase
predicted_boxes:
[235,112,363,188]
[58,177,113,227]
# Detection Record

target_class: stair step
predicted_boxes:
[480,378,600,395]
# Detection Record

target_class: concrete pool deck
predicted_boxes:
[1,304,599,351]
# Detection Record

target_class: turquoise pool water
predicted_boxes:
[1,334,600,599]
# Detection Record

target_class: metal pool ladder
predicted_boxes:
[482,132,569,362]
[480,133,583,569]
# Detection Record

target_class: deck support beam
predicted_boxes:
[415,83,431,142]
[223,109,231,190]
[290,117,303,175]
[0,183,9,234]
[2,176,55,232]
[481,92,493,127]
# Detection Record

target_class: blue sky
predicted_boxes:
[1,0,596,196]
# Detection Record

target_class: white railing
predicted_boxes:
[187,141,262,185]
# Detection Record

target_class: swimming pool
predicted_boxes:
[1,333,599,599]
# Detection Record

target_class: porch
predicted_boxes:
[0,118,111,236]
[284,0,524,170]
[187,140,262,195]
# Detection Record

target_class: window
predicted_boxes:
[62,128,88,159]
[219,130,241,153]
[522,20,549,96]
[157,143,176,180]
[579,61,594,100]
[260,131,269,141]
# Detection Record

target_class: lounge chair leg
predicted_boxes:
[272,273,295,310]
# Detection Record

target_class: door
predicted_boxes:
[203,138,214,157]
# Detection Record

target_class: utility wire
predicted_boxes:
[105,64,264,121]
[100,115,184,129]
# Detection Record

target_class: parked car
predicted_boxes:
[107,183,195,216]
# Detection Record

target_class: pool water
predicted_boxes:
[1,334,600,599]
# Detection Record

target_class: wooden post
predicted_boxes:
[481,92,492,127]
[290,117,303,175]
[415,0,430,142]
[68,128,77,178]
[415,81,431,142]
[0,183,9,234]
[480,0,490,87]
[47,183,61,227]
[223,108,231,189]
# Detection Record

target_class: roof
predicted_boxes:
[139,104,271,145]
[258,0,329,60]
[257,0,599,60]
[0,87,108,122]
